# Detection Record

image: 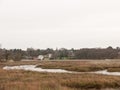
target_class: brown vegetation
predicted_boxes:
[1,60,120,90]
[1,60,120,72]
[108,68,120,72]
[0,61,41,68]
[37,60,120,72]
[0,69,120,90]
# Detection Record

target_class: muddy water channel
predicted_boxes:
[3,65,120,76]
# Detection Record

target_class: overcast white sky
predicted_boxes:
[0,0,120,49]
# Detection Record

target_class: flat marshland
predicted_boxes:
[37,60,120,72]
[1,60,120,90]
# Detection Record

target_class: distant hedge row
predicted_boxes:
[0,46,120,61]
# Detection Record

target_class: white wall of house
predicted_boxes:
[38,55,44,60]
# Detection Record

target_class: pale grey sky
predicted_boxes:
[0,0,120,49]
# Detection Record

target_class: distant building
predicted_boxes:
[37,53,53,60]
[48,54,53,59]
[37,55,44,60]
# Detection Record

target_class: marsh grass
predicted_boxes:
[108,68,120,72]
[1,60,120,72]
[1,60,120,89]
[36,60,120,72]
[0,69,120,90]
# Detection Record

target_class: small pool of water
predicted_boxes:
[3,65,120,76]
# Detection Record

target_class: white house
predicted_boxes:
[37,55,44,60]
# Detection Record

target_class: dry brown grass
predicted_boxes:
[0,61,41,69]
[0,69,120,90]
[1,60,120,89]
[1,59,120,72]
[108,68,120,72]
[36,60,120,72]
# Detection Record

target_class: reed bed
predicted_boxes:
[0,69,120,90]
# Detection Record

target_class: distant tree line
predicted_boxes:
[0,46,120,61]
